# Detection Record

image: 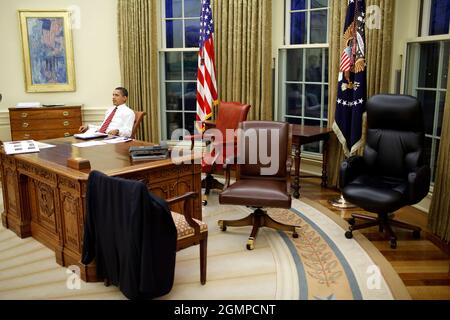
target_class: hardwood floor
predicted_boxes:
[299,177,450,300]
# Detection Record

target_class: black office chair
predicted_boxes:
[341,95,430,249]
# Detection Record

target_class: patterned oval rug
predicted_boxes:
[0,194,409,300]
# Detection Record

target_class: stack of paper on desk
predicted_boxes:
[73,132,108,140]
[16,102,41,108]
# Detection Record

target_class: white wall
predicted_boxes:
[390,0,421,93]
[0,0,121,140]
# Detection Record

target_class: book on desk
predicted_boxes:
[3,140,40,155]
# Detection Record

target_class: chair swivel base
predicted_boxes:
[218,208,300,250]
[201,174,225,206]
[344,213,421,249]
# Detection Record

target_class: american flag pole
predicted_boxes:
[196,0,218,134]
[330,0,367,209]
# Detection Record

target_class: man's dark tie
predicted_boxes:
[98,107,118,133]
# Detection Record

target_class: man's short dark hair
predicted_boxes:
[115,87,128,97]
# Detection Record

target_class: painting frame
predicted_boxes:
[18,10,76,93]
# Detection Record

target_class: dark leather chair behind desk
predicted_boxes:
[341,95,430,249]
[219,121,299,250]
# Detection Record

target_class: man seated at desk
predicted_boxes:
[79,87,135,137]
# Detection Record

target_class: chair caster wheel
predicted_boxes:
[345,231,353,239]
[348,217,356,226]
[246,238,255,251]
[390,238,397,249]
[412,230,421,239]
[202,200,208,206]
[292,232,299,239]
[218,220,226,232]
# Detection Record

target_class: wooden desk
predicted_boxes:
[291,125,332,199]
[0,137,201,282]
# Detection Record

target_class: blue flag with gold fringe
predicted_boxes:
[332,0,367,157]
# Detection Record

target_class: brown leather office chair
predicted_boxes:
[219,121,299,250]
[131,111,147,139]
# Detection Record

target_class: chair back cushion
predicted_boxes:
[238,121,289,179]
[131,111,146,139]
[365,95,425,179]
[215,102,251,135]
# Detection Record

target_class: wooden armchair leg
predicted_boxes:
[200,236,208,285]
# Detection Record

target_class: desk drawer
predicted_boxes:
[11,118,81,131]
[9,108,81,120]
[11,129,78,141]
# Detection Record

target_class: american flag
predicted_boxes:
[339,47,352,72]
[333,0,367,157]
[196,0,218,133]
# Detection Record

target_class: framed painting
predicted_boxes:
[18,10,76,92]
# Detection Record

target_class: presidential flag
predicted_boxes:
[332,0,367,157]
[196,0,218,133]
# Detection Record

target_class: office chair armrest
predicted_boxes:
[408,165,431,204]
[204,120,216,131]
[222,156,236,190]
[166,192,200,234]
[340,156,366,189]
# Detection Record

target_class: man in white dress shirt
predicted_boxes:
[78,87,135,137]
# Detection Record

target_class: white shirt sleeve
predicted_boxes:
[115,108,135,138]
[87,105,135,137]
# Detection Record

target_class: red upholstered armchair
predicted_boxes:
[200,102,251,205]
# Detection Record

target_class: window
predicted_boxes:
[405,40,449,183]
[404,0,450,184]
[160,0,201,139]
[288,0,329,44]
[279,0,329,154]
[420,0,450,37]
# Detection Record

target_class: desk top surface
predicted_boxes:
[1,137,193,180]
[291,124,332,138]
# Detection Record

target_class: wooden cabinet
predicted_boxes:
[9,106,82,140]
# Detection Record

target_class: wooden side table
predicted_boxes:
[291,124,332,199]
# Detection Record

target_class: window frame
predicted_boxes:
[402,0,450,185]
[159,0,200,140]
[276,0,330,158]
[402,37,450,184]
[284,0,330,45]
[419,0,450,37]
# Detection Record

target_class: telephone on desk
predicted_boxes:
[129,142,169,161]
